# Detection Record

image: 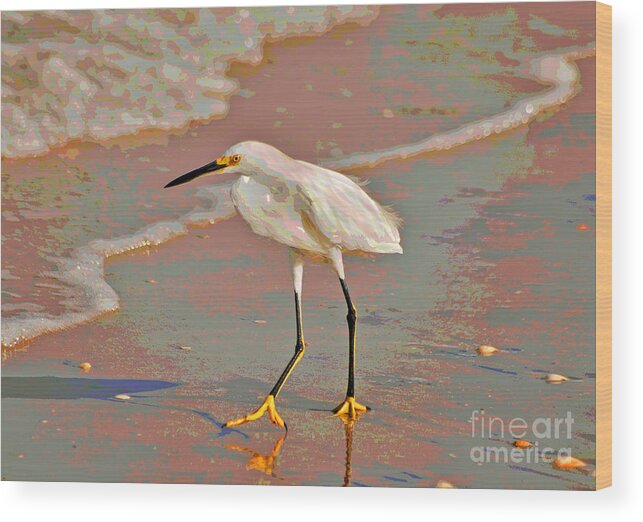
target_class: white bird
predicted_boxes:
[165,141,402,429]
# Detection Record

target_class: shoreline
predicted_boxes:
[1,43,595,350]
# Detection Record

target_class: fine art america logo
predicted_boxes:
[469,410,575,464]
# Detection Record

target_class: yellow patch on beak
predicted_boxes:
[215,154,241,169]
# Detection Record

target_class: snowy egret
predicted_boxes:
[165,141,402,429]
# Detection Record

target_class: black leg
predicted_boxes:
[269,291,305,398]
[339,278,357,398]
[223,290,305,429]
[332,278,368,418]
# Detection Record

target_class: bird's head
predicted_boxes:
[163,141,283,188]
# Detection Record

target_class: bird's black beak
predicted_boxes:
[164,158,227,188]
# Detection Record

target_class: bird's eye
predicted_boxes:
[231,154,241,164]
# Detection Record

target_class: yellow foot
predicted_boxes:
[332,396,369,419]
[223,395,286,429]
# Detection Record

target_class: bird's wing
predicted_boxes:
[230,176,328,253]
[294,162,402,254]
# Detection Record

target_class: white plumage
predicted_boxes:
[228,141,402,257]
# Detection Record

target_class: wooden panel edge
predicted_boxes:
[595,0,612,491]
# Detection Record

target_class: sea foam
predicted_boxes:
[1,6,378,158]
[323,47,596,171]
[1,184,236,348]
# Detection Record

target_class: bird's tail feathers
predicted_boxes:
[378,203,403,229]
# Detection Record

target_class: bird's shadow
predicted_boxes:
[1,376,248,439]
[1,376,178,400]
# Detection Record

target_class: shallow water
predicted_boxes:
[2,4,596,489]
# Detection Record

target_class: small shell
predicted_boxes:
[545,373,569,384]
[436,480,455,489]
[79,362,92,371]
[513,439,533,449]
[253,320,267,324]
[553,455,587,470]
[477,345,499,356]
[114,394,131,401]
[146,279,157,284]
[178,346,192,351]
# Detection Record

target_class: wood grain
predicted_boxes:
[595,0,612,490]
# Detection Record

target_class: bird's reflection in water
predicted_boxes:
[227,434,286,478]
[226,414,362,484]
[340,416,357,487]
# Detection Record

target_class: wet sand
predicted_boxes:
[2,5,596,488]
